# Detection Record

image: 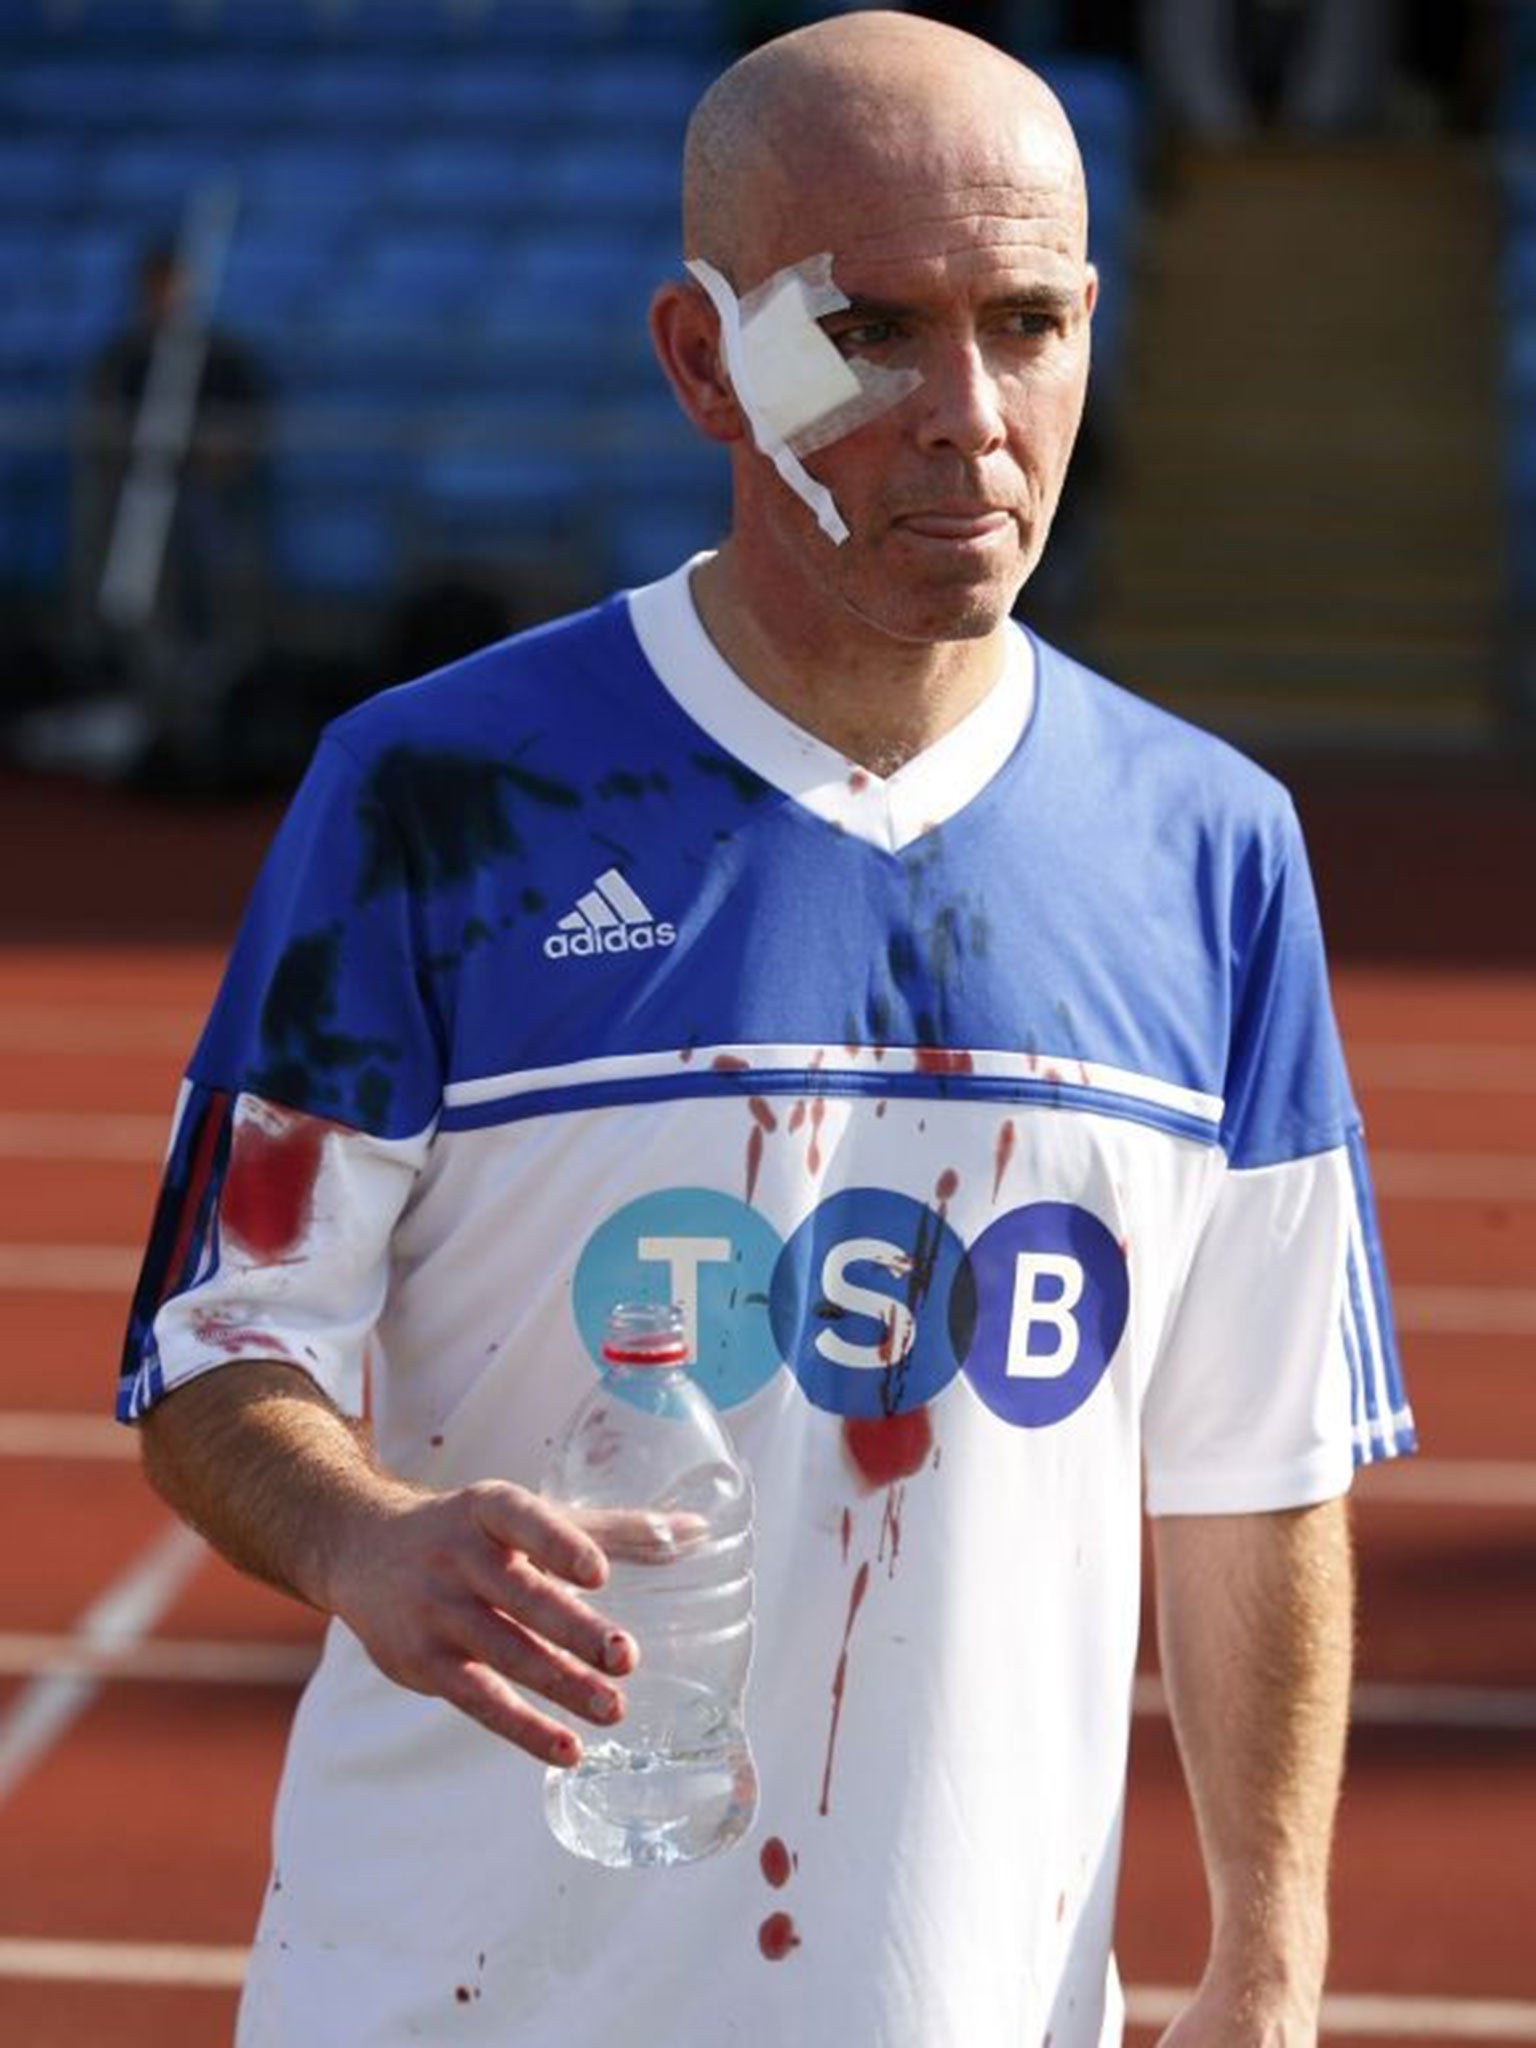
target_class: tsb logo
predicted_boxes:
[573,1186,1129,1428]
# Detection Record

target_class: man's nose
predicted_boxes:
[913,338,1008,459]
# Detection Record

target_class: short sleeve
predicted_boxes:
[117,736,442,1421]
[1142,800,1416,1514]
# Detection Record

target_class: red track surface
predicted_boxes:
[0,769,1533,2045]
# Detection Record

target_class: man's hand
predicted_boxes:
[322,1478,663,1767]
[1154,1969,1322,2048]
[138,1361,696,1767]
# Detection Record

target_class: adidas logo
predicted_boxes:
[542,867,677,961]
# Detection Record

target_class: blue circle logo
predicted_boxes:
[769,1188,970,1418]
[961,1202,1129,1426]
[572,1188,784,1409]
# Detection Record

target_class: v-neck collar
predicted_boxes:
[625,554,1035,856]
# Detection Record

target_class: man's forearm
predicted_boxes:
[1152,1499,1354,2019]
[138,1360,415,1612]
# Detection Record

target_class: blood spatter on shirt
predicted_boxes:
[758,1911,801,1960]
[713,1053,750,1072]
[759,1836,793,1889]
[913,1047,974,1077]
[935,1167,959,1203]
[818,1560,871,1816]
[992,1118,1017,1203]
[251,926,402,1124]
[806,1096,827,1177]
[842,1408,934,1492]
[189,1311,298,1362]
[840,1506,852,1562]
[877,1483,907,1576]
[354,744,580,903]
[221,1108,336,1262]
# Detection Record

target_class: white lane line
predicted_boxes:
[5,1108,1536,1199]
[0,1632,316,1686]
[0,1112,168,1162]
[1396,1287,1536,1336]
[0,1010,199,1056]
[12,1239,1536,1338]
[1352,1045,1536,1094]
[0,1245,140,1291]
[1128,1985,1536,2039]
[0,1943,1530,2035]
[0,1936,248,1988]
[1131,1675,1536,1734]
[0,1520,204,1808]
[1356,1460,1536,1509]
[0,1413,135,1459]
[3,1621,1527,1730]
[1373,1152,1536,1202]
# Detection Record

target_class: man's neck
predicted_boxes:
[689,546,1009,779]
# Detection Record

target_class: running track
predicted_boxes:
[0,768,1533,2046]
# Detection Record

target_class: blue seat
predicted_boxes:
[286,59,423,128]
[565,54,714,137]
[545,140,678,223]
[242,142,383,231]
[420,56,574,131]
[0,138,94,216]
[92,137,252,223]
[0,449,71,593]
[2,60,170,130]
[383,140,546,223]
[275,494,403,595]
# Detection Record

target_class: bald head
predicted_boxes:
[683,11,1086,286]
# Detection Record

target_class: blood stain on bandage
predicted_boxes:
[758,1911,801,1960]
[847,769,869,795]
[760,1836,793,1888]
[818,1560,871,1816]
[842,1408,933,1491]
[221,1110,334,1261]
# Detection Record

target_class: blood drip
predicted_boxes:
[758,1912,801,1960]
[818,1561,871,1816]
[842,1408,933,1491]
[760,1837,792,1889]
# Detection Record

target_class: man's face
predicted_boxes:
[726,115,1096,648]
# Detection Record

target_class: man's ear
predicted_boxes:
[649,277,747,445]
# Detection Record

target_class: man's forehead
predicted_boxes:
[740,188,1088,301]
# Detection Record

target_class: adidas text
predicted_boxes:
[543,921,677,960]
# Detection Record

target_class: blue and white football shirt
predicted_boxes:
[121,557,1413,2048]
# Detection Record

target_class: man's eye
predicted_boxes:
[829,320,898,354]
[1006,310,1060,339]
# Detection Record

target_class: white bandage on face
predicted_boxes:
[687,253,922,545]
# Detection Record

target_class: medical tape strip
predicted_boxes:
[687,254,920,545]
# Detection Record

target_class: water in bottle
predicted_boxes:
[541,1301,758,1869]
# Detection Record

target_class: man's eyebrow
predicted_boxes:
[820,284,1083,324]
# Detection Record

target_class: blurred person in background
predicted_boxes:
[119,14,1412,2046]
[72,238,271,780]
[1143,0,1398,137]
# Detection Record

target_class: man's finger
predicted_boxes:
[575,1506,712,1563]
[459,1545,637,1678]
[466,1482,608,1588]
[440,1656,585,1767]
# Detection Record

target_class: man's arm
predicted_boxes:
[139,1361,646,1767]
[1150,1498,1354,2047]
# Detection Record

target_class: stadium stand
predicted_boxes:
[0,0,1147,768]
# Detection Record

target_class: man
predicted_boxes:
[121,15,1413,2046]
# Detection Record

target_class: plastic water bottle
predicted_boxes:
[540,1301,758,1869]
